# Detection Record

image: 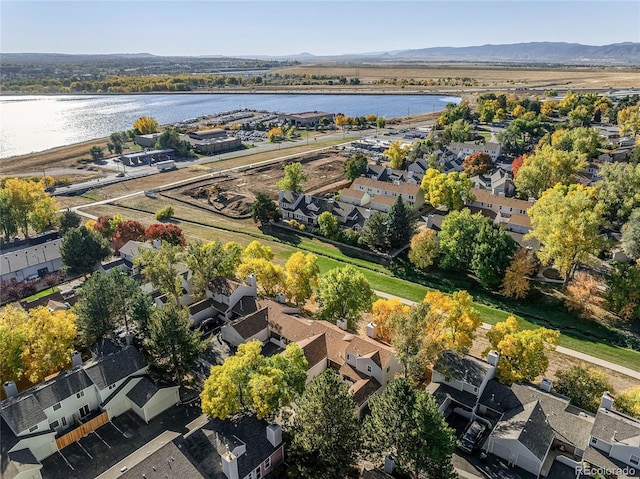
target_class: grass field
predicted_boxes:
[83,198,640,372]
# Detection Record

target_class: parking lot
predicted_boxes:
[41,405,202,479]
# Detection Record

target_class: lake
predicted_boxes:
[0,93,460,159]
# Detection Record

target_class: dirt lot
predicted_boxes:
[160,152,347,218]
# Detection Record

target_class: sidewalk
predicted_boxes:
[373,290,640,381]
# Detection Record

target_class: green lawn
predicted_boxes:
[24,286,59,301]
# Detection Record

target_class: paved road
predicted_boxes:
[373,290,640,381]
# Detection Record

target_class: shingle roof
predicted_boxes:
[434,350,493,388]
[0,395,47,434]
[230,307,269,340]
[84,346,147,390]
[31,368,94,410]
[425,381,478,409]
[583,446,640,478]
[4,448,42,479]
[126,376,160,408]
[352,377,382,406]
[352,177,421,197]
[592,407,640,444]
[120,440,205,479]
[470,188,532,211]
[296,333,328,368]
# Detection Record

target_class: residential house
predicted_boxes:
[447,142,502,161]
[352,177,424,209]
[222,299,403,415]
[583,392,640,478]
[118,240,153,269]
[1,346,179,467]
[467,188,533,234]
[0,239,63,283]
[278,191,369,230]
[469,168,514,196]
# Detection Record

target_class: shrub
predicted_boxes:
[155,206,175,221]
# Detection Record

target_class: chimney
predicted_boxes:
[366,322,377,339]
[246,274,257,289]
[539,378,553,393]
[426,214,434,228]
[363,209,371,219]
[71,351,83,367]
[487,350,499,367]
[3,381,18,398]
[305,195,311,204]
[384,454,396,474]
[275,292,286,304]
[600,391,614,411]
[152,238,161,249]
[336,318,348,330]
[220,446,239,479]
[266,423,282,447]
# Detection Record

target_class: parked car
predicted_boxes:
[458,420,487,454]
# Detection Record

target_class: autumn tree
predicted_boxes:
[317,211,339,239]
[371,298,409,342]
[154,128,192,157]
[186,240,242,298]
[133,116,159,134]
[0,189,18,241]
[200,340,308,420]
[343,154,368,181]
[384,140,411,169]
[317,265,374,330]
[146,305,206,385]
[551,127,603,158]
[554,364,614,413]
[1,178,58,237]
[501,248,537,299]
[276,162,307,193]
[251,192,280,225]
[617,103,640,137]
[605,261,640,321]
[144,223,186,247]
[237,258,286,297]
[514,144,587,198]
[408,228,439,271]
[0,305,77,385]
[485,317,559,384]
[437,100,473,127]
[462,152,493,176]
[389,303,432,382]
[288,370,361,479]
[527,184,605,285]
[511,153,528,178]
[284,252,319,306]
[421,168,474,211]
[134,242,183,303]
[113,219,146,252]
[622,209,640,260]
[364,377,457,479]
[616,386,640,419]
[565,270,600,315]
[60,226,111,275]
[93,215,118,240]
[596,162,640,223]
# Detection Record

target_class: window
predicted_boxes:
[76,391,84,399]
[29,425,38,432]
[50,420,59,429]
[255,466,262,479]
[264,457,271,469]
[346,353,350,361]
[386,366,390,373]
[631,455,640,466]
[367,365,372,374]
[108,383,117,390]
[61,416,67,427]
[53,402,61,411]
[590,436,597,445]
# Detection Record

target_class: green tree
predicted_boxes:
[58,209,82,234]
[2,178,58,238]
[359,211,390,251]
[408,228,439,271]
[407,138,436,162]
[364,377,457,479]
[442,118,472,143]
[0,189,18,241]
[462,152,493,176]
[276,162,307,193]
[617,103,640,136]
[89,145,104,161]
[318,265,374,330]
[605,261,640,321]
[155,205,174,221]
[200,340,308,420]
[343,154,368,181]
[288,370,361,479]
[527,184,605,285]
[186,240,241,299]
[595,162,640,223]
[384,140,411,169]
[622,209,640,260]
[568,105,592,127]
[376,117,386,129]
[471,220,518,287]
[421,168,474,211]
[107,132,125,155]
[251,192,281,225]
[498,115,545,155]
[485,317,560,384]
[60,226,111,275]
[134,242,183,302]
[317,211,339,238]
[387,196,416,248]
[437,100,473,127]
[554,364,614,413]
[514,144,587,199]
[154,128,192,157]
[389,303,431,383]
[146,305,206,384]
[438,208,484,270]
[550,127,603,158]
[133,116,159,134]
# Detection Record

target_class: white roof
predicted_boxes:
[0,239,62,275]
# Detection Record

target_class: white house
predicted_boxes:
[447,142,502,161]
[0,239,63,282]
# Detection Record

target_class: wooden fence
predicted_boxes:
[55,411,109,450]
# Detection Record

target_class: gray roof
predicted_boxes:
[425,381,478,409]
[434,350,493,388]
[126,376,160,408]
[584,446,640,478]
[230,307,268,339]
[30,368,93,410]
[5,448,41,479]
[120,440,205,479]
[0,394,47,435]
[84,346,147,390]
[592,407,640,444]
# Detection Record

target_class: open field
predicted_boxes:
[271,63,640,90]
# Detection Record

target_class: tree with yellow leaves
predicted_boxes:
[2,178,58,238]
[501,248,537,299]
[408,228,439,271]
[238,259,286,297]
[371,298,409,342]
[616,386,640,419]
[384,140,411,169]
[485,317,559,385]
[420,168,474,211]
[284,252,319,306]
[617,103,640,137]
[0,305,77,385]
[133,116,159,134]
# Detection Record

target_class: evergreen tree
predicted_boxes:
[288,370,361,479]
[471,220,517,287]
[251,192,281,225]
[58,209,82,234]
[387,196,415,248]
[360,211,390,251]
[60,226,111,275]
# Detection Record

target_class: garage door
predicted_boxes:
[491,442,511,462]
[517,454,540,475]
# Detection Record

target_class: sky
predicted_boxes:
[1,0,639,57]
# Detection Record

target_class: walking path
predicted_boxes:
[374,290,640,381]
